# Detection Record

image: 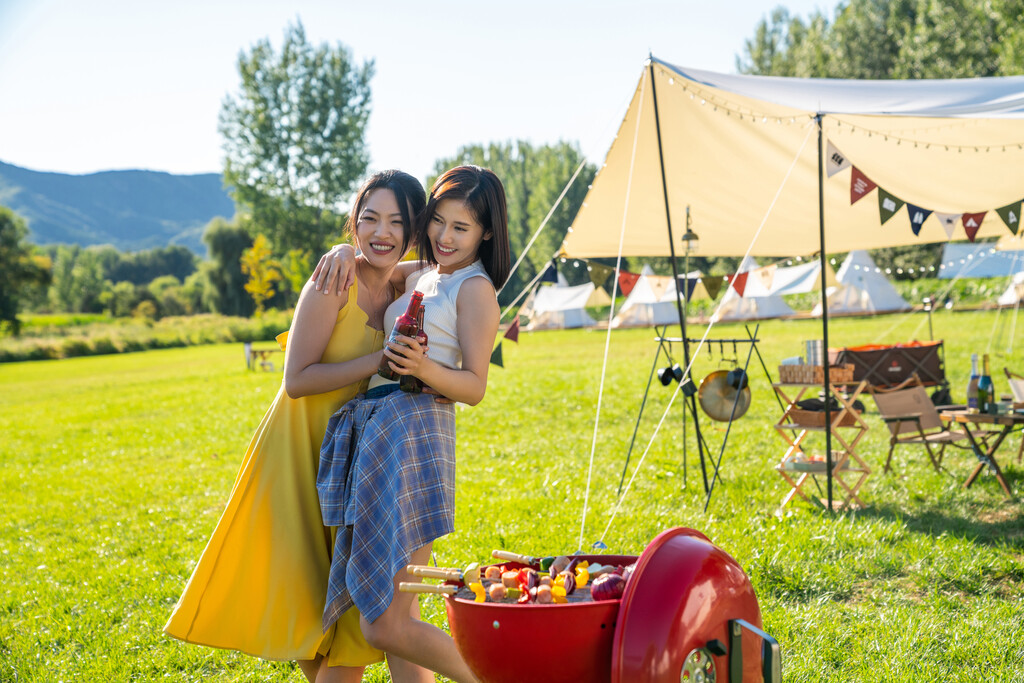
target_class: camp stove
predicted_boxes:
[443,527,780,683]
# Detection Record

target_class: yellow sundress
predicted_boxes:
[164,280,385,667]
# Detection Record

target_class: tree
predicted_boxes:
[280,248,314,306]
[201,217,254,316]
[240,235,282,316]
[0,207,48,335]
[220,20,374,256]
[428,141,597,306]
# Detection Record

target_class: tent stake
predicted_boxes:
[816,113,834,512]
[650,58,710,495]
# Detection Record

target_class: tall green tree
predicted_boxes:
[0,207,48,335]
[739,0,1008,79]
[428,141,596,305]
[201,217,254,316]
[220,20,374,256]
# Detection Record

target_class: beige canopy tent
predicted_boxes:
[562,58,1024,259]
[559,57,1024,509]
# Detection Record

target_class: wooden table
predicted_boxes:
[939,410,1020,498]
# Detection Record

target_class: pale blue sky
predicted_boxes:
[0,0,831,182]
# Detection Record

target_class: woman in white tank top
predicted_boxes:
[313,166,511,683]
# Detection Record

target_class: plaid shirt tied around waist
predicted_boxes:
[317,390,456,628]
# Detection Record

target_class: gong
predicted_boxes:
[697,370,752,422]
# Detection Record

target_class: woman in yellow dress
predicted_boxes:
[164,170,431,682]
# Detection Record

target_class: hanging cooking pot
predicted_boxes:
[727,367,749,391]
[698,370,752,422]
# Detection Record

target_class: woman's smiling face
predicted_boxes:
[427,198,490,274]
[354,189,408,268]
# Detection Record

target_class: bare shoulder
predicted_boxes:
[297,275,350,314]
[456,276,499,314]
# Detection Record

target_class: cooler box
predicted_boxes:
[828,340,945,389]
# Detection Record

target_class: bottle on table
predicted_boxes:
[400,304,427,393]
[966,353,980,414]
[378,290,424,381]
[977,353,994,415]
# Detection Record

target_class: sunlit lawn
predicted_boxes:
[1,308,1022,681]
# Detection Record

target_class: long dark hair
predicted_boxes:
[417,165,511,288]
[345,170,426,255]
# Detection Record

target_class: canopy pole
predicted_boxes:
[816,113,834,512]
[649,57,709,494]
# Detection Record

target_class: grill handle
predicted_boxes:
[728,618,781,683]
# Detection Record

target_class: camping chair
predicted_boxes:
[871,374,967,473]
[1003,367,1024,463]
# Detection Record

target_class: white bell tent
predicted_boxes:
[938,242,1024,279]
[613,266,708,327]
[714,257,795,321]
[521,282,610,330]
[812,250,911,315]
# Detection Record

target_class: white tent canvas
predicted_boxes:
[812,250,911,315]
[561,59,1024,260]
[523,282,608,330]
[612,269,705,327]
[938,243,1024,279]
[998,271,1024,306]
[714,257,794,321]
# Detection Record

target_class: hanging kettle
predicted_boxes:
[727,368,749,391]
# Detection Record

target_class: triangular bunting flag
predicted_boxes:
[962,212,986,242]
[754,264,777,291]
[850,167,877,204]
[677,276,700,302]
[727,272,749,297]
[826,141,851,178]
[936,213,959,239]
[503,317,520,343]
[489,343,503,367]
[617,270,640,296]
[647,275,671,300]
[703,276,723,299]
[997,201,1022,236]
[877,188,905,224]
[906,204,932,236]
[540,261,558,284]
[587,262,614,288]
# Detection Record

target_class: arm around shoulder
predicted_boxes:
[283,280,379,398]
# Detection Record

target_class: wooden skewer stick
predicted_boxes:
[406,562,481,584]
[398,582,458,595]
[491,550,538,567]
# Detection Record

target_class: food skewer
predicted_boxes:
[398,582,458,595]
[406,562,481,585]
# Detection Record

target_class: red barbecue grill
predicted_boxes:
[443,527,780,683]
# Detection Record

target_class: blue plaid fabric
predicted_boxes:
[317,390,456,628]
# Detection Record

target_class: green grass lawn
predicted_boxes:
[1,308,1022,681]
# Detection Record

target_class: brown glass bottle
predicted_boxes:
[400,304,427,393]
[378,290,423,381]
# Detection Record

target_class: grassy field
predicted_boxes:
[1,308,1022,681]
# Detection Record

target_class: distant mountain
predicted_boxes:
[0,160,236,254]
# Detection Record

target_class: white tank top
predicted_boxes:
[367,260,492,390]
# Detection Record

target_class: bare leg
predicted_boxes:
[385,591,434,683]
[315,658,366,683]
[360,544,478,683]
[297,656,322,682]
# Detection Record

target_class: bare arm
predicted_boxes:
[384,277,499,406]
[283,279,382,398]
[310,243,425,295]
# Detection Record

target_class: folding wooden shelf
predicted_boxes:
[772,379,871,511]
